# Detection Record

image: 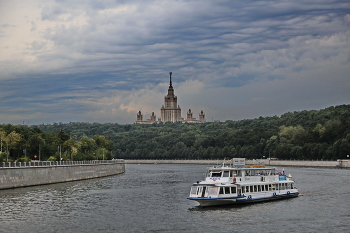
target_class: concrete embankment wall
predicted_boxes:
[125,159,349,168]
[262,159,349,168]
[0,160,125,190]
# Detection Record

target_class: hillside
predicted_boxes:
[32,104,350,160]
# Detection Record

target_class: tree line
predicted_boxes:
[28,104,350,161]
[0,124,113,162]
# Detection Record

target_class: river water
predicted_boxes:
[0,164,349,233]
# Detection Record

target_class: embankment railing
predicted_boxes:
[0,159,124,168]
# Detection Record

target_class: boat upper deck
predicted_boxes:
[199,159,292,185]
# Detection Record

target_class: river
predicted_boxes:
[0,164,349,232]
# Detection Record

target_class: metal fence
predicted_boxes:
[0,159,124,168]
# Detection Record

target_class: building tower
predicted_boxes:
[160,72,182,122]
[187,109,193,120]
[150,112,156,121]
[199,110,206,122]
[137,111,143,121]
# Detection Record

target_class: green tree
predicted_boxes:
[3,131,21,161]
[78,136,97,160]
[64,137,78,160]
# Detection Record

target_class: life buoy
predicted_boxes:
[273,192,277,197]
[232,177,236,183]
[287,191,290,195]
[247,195,252,200]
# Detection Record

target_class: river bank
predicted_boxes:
[0,160,125,190]
[124,159,350,168]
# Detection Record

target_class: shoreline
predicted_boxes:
[124,159,350,168]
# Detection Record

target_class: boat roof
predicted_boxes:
[208,158,275,171]
[208,165,275,171]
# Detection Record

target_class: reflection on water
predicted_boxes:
[0,164,349,233]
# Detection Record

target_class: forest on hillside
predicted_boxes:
[28,104,350,161]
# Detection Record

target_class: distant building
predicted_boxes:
[182,109,206,123]
[160,72,182,122]
[136,111,157,124]
[136,72,206,124]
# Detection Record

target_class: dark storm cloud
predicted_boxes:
[0,0,349,124]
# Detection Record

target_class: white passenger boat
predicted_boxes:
[188,158,299,207]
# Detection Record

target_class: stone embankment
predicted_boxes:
[0,160,125,190]
[125,159,349,168]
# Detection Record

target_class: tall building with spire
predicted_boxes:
[160,72,182,122]
[136,72,206,124]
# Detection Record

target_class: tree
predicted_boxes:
[3,131,21,161]
[79,136,97,160]
[0,129,6,154]
[64,137,78,160]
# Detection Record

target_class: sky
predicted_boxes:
[1,0,349,125]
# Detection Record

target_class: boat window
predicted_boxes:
[230,171,236,177]
[201,187,207,197]
[265,185,268,191]
[211,171,222,177]
[205,171,210,177]
[261,185,264,191]
[196,187,201,195]
[237,171,242,176]
[223,171,230,177]
[231,187,237,194]
[254,185,257,192]
[246,186,250,193]
[190,186,197,195]
[219,187,224,194]
[241,187,245,193]
[208,187,219,196]
[258,185,261,192]
[224,187,230,194]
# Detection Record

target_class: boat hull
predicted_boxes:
[188,192,299,207]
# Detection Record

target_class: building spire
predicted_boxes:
[169,72,172,87]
